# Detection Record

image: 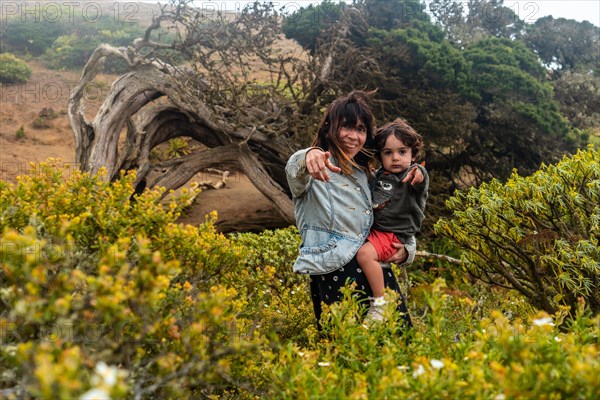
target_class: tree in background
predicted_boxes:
[281,0,586,237]
[523,17,599,77]
[281,0,346,53]
[428,0,523,45]
[553,72,600,132]
[461,37,571,178]
[0,19,64,56]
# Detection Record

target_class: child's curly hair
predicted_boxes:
[374,118,424,162]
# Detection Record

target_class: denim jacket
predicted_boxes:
[286,148,415,275]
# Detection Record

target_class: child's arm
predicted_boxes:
[402,164,427,186]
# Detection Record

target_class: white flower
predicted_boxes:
[95,362,117,387]
[412,364,425,377]
[397,365,409,371]
[298,351,305,357]
[533,317,554,326]
[430,359,444,370]
[554,336,562,342]
[79,388,110,400]
[318,362,330,367]
[494,394,506,400]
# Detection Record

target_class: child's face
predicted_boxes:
[380,134,414,173]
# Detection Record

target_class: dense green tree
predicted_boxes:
[361,0,430,30]
[462,38,572,177]
[465,0,523,39]
[0,19,65,56]
[426,0,524,45]
[282,0,346,53]
[553,72,600,130]
[523,16,599,76]
[428,0,464,37]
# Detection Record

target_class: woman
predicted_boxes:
[285,91,415,330]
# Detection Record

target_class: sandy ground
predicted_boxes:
[0,61,282,232]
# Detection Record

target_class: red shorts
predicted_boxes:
[366,229,402,261]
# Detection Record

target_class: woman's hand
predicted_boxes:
[306,148,341,182]
[384,241,408,264]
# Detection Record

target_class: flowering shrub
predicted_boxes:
[0,53,32,83]
[1,161,598,399]
[269,280,599,399]
[435,146,600,315]
[0,162,273,398]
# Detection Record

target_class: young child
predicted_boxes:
[357,118,428,324]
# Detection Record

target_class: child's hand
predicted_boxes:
[306,149,341,182]
[402,165,424,185]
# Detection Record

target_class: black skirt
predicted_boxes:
[309,256,413,330]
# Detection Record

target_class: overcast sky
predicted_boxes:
[157,1,599,26]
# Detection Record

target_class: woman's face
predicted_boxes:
[339,122,367,159]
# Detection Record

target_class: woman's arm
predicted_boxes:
[384,236,416,266]
[286,148,341,197]
[285,148,314,198]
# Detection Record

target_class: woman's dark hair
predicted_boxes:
[312,90,376,175]
[374,118,424,162]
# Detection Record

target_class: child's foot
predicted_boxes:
[363,296,387,328]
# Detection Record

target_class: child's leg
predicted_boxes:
[356,241,385,298]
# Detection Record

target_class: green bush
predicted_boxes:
[435,146,600,315]
[0,162,276,398]
[15,126,25,139]
[0,53,32,83]
[270,280,599,399]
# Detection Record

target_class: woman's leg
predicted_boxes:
[310,257,412,329]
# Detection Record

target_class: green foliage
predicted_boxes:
[0,162,272,398]
[1,19,65,56]
[42,34,98,71]
[282,0,345,53]
[270,280,599,398]
[553,71,600,131]
[1,162,598,398]
[39,16,144,71]
[523,16,599,75]
[15,126,25,139]
[164,138,191,159]
[364,0,430,30]
[0,53,32,83]
[460,37,573,177]
[435,146,600,315]
[368,23,470,92]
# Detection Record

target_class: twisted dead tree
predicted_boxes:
[67,1,379,230]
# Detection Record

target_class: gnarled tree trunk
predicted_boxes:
[66,1,362,230]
